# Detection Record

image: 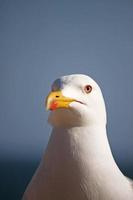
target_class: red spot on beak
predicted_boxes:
[50,101,58,110]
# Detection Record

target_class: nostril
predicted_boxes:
[56,95,60,98]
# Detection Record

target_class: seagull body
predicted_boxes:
[23,74,133,200]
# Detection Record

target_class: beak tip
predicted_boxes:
[45,101,49,111]
[45,104,50,111]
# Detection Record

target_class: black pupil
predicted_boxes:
[87,86,90,90]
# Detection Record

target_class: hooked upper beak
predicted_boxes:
[45,91,76,111]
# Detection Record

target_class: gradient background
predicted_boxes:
[1,0,133,199]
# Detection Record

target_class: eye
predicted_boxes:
[84,85,92,94]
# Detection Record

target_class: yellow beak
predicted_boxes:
[45,91,75,110]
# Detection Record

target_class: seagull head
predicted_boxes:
[45,74,106,128]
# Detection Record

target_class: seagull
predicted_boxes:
[22,74,133,200]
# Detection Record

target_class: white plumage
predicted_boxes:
[22,74,133,200]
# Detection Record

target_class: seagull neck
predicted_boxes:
[51,125,115,164]
[43,125,130,200]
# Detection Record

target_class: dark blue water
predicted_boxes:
[0,159,39,200]
[0,159,133,200]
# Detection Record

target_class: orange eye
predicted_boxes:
[84,85,92,93]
